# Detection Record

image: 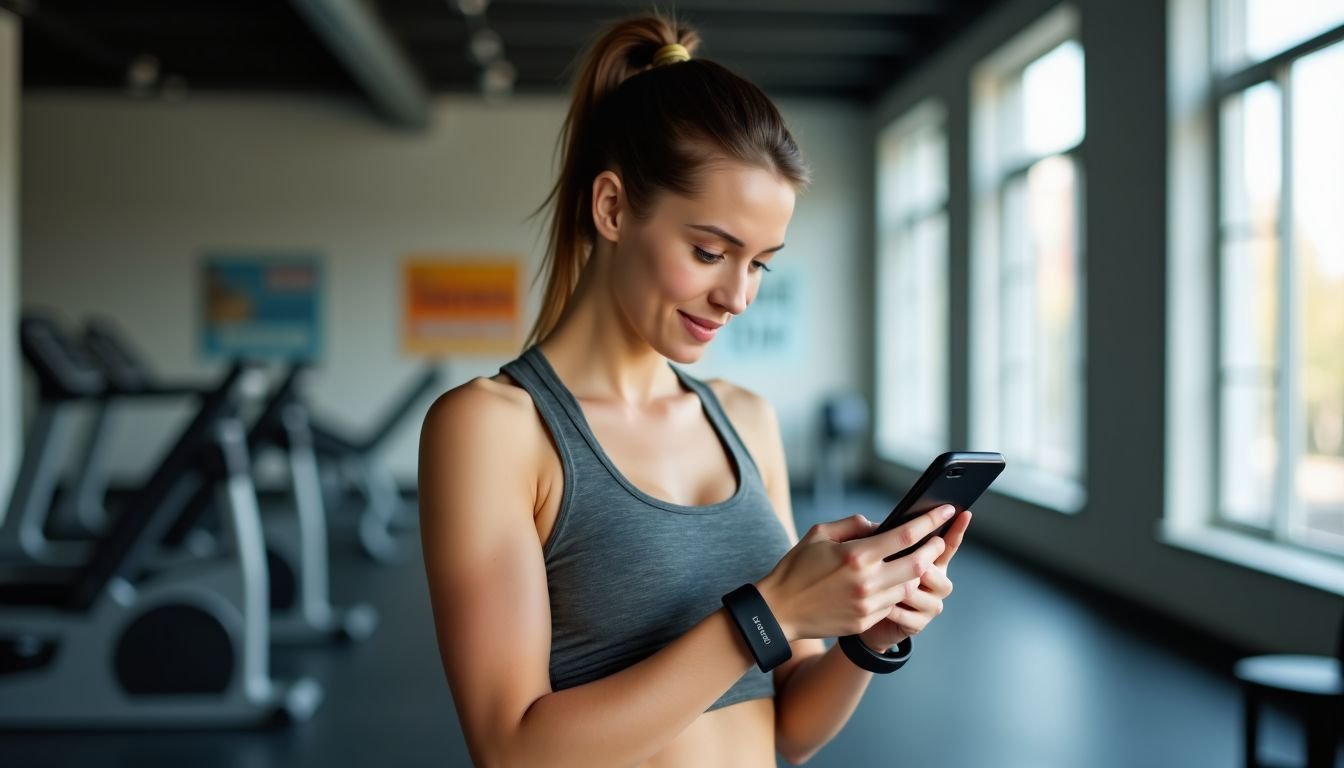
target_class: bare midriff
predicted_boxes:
[639,697,777,768]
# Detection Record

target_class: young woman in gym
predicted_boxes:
[418,14,971,767]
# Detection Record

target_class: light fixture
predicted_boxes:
[124,53,160,97]
[450,0,513,102]
[480,59,515,101]
[468,28,502,65]
[455,0,488,17]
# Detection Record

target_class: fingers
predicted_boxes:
[860,504,957,563]
[808,514,877,543]
[881,602,932,636]
[892,588,942,634]
[918,565,954,599]
[859,577,921,624]
[875,535,945,586]
[934,510,973,567]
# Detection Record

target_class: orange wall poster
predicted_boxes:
[403,257,522,356]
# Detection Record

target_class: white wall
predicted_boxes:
[0,11,19,504]
[867,0,1342,654]
[19,92,867,488]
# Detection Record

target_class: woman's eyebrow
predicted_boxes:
[685,224,786,253]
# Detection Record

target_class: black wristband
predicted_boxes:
[838,633,912,674]
[721,584,792,673]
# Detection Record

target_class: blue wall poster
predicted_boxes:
[200,252,322,360]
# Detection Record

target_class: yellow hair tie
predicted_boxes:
[652,43,691,67]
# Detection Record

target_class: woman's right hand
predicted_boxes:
[754,504,956,641]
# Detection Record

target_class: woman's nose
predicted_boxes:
[710,268,751,315]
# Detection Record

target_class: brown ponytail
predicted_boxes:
[523,13,809,350]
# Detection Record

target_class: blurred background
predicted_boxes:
[0,0,1340,766]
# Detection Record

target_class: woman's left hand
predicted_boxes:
[855,510,972,653]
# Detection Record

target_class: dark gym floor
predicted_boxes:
[0,486,1337,767]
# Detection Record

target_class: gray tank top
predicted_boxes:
[500,345,793,712]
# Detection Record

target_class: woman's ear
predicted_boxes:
[591,170,624,243]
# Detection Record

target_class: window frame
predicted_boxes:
[970,3,1088,513]
[1210,14,1344,556]
[1164,0,1344,593]
[874,99,951,468]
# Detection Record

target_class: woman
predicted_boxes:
[418,14,971,767]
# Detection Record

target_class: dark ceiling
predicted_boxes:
[6,0,997,104]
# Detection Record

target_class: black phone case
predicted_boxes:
[873,451,1005,562]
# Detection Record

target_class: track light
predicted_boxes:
[455,0,488,17]
[124,53,160,97]
[480,59,515,100]
[468,28,502,65]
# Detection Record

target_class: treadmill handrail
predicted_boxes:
[19,314,106,399]
[84,318,216,396]
[159,364,308,549]
[65,363,251,611]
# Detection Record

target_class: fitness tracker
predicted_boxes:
[838,633,912,674]
[721,584,792,672]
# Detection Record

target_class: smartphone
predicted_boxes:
[871,451,1005,562]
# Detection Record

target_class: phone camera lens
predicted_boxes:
[947,468,965,478]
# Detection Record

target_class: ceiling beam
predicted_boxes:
[394,18,916,57]
[415,48,888,89]
[289,0,430,129]
[489,0,950,15]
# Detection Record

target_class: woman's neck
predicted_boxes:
[538,250,680,408]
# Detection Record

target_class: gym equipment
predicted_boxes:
[1,314,228,567]
[163,365,378,645]
[0,363,322,728]
[74,317,441,564]
[310,365,441,563]
[45,317,210,538]
[79,320,377,644]
[0,314,108,566]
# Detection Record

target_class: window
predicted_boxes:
[971,4,1086,512]
[1214,3,1344,555]
[1167,0,1344,591]
[875,100,948,465]
[1216,0,1344,71]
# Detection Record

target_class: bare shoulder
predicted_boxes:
[419,372,550,512]
[703,378,784,481]
[421,372,542,450]
[704,378,776,435]
[425,371,533,420]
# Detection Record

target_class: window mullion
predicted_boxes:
[996,184,1010,456]
[1273,62,1297,545]
[1215,22,1344,98]
[1211,24,1228,530]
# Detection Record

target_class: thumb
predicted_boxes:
[811,514,878,543]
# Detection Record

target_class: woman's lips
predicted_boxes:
[679,311,720,342]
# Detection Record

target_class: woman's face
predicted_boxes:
[607,160,797,364]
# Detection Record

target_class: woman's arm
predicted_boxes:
[739,393,872,764]
[739,391,964,765]
[420,382,763,768]
[768,514,969,765]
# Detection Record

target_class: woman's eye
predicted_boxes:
[694,246,772,274]
[693,246,722,263]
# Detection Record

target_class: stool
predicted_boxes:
[1236,608,1343,767]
